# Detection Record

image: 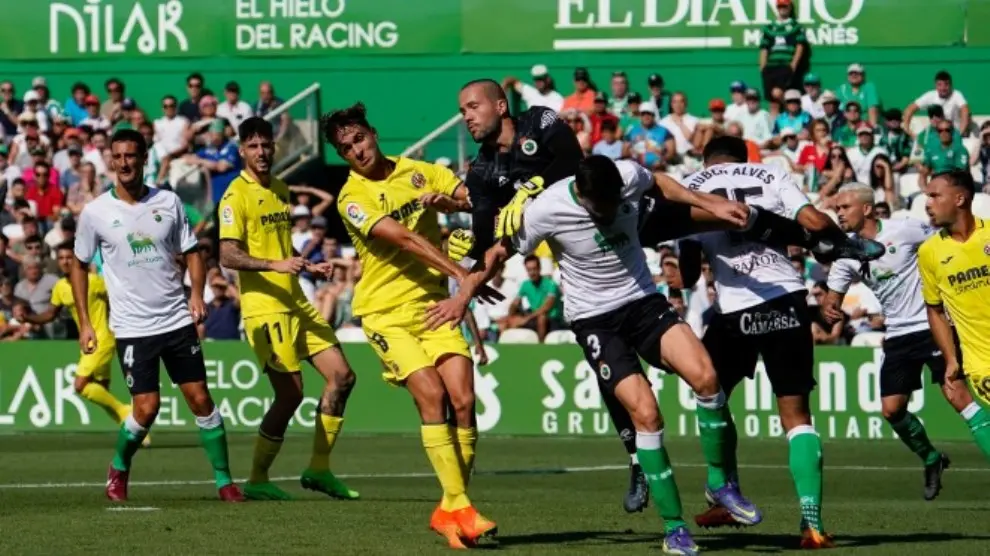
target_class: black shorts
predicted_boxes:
[638,191,694,248]
[761,66,797,101]
[117,325,207,395]
[880,329,964,397]
[703,291,815,397]
[571,294,684,393]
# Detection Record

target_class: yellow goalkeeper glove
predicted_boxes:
[495,177,545,240]
[447,229,476,262]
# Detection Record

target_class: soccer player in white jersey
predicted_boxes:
[72,129,243,503]
[824,182,990,499]
[431,155,758,556]
[677,136,876,548]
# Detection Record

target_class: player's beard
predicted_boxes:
[118,170,145,195]
[476,119,502,145]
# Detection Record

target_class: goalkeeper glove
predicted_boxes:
[495,177,545,239]
[448,229,475,262]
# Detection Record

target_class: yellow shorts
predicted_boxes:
[971,371,990,405]
[76,340,115,382]
[361,301,471,385]
[244,303,339,373]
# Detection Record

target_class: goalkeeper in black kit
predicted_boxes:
[449,79,882,514]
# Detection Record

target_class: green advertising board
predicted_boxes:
[0,342,973,441]
[8,0,977,60]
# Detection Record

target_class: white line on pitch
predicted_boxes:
[106,506,160,512]
[2,462,987,490]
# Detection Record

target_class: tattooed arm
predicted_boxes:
[219,239,304,274]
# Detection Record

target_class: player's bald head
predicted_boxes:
[460,79,507,104]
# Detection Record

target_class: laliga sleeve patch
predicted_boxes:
[346,202,367,226]
[221,205,234,225]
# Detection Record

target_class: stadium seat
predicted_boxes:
[335,327,368,343]
[910,194,930,222]
[850,331,885,347]
[498,328,540,344]
[544,330,577,344]
[898,172,922,201]
[972,193,990,218]
[891,209,914,220]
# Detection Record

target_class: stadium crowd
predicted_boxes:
[3,47,990,347]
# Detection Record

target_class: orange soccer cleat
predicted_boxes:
[429,505,468,549]
[451,505,498,545]
[800,526,836,549]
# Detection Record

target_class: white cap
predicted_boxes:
[531,64,549,79]
[31,76,46,88]
[820,90,838,103]
[638,101,659,117]
[780,127,797,137]
[847,63,865,74]
[783,89,802,101]
[23,90,40,103]
[291,205,311,218]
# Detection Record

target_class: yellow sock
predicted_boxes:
[455,426,478,487]
[249,433,284,484]
[421,424,471,511]
[80,382,129,424]
[309,414,343,472]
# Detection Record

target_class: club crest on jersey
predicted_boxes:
[345,202,367,226]
[411,171,426,189]
[984,242,990,256]
[886,242,896,254]
[221,205,234,225]
[152,210,162,223]
[599,363,612,381]
[520,138,538,156]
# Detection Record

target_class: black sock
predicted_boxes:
[602,388,638,460]
[743,207,817,249]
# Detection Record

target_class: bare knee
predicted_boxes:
[184,391,214,417]
[630,403,660,432]
[131,396,160,426]
[777,395,812,431]
[410,372,448,424]
[942,383,974,412]
[881,397,908,421]
[73,376,90,395]
[334,367,357,395]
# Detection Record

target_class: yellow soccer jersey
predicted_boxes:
[919,218,990,374]
[52,274,113,343]
[338,157,461,317]
[218,171,307,318]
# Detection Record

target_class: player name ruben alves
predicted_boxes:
[739,308,802,336]
[686,164,776,189]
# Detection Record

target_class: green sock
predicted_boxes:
[197,410,234,488]
[962,403,990,461]
[889,412,940,465]
[636,430,687,534]
[111,416,147,472]
[788,426,824,531]
[695,392,730,490]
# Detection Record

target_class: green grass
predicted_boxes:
[1,434,989,555]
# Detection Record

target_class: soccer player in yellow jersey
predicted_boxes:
[24,241,143,438]
[919,170,990,461]
[217,117,358,501]
[323,103,499,548]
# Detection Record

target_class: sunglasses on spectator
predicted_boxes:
[163,102,176,108]
[1,87,11,93]
[188,82,202,89]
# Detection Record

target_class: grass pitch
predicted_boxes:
[2,434,989,555]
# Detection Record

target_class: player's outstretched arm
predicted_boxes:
[369,217,470,282]
[219,239,304,274]
[926,304,962,383]
[22,305,60,326]
[69,257,96,354]
[426,239,514,331]
[654,173,751,228]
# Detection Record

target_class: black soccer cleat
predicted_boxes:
[812,236,886,264]
[624,463,650,513]
[924,453,951,501]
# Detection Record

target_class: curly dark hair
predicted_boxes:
[320,103,372,147]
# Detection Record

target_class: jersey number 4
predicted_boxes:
[122,345,135,368]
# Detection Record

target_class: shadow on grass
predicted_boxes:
[497,529,658,547]
[701,531,990,553]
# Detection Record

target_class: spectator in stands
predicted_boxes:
[298,216,329,303]
[316,263,355,329]
[0,234,18,280]
[656,255,685,297]
[759,0,807,118]
[101,78,125,121]
[155,94,190,164]
[873,202,892,219]
[179,72,207,122]
[904,70,971,136]
[187,95,224,147]
[589,91,618,146]
[878,109,913,174]
[836,64,880,126]
[22,147,58,189]
[918,120,969,191]
[503,255,564,342]
[561,67,596,114]
[819,91,844,137]
[0,81,22,137]
[186,119,241,207]
[25,162,62,228]
[738,88,772,145]
[913,105,962,163]
[110,98,140,133]
[847,124,888,185]
[777,128,808,171]
[867,155,897,207]
[289,184,334,251]
[3,199,35,244]
[832,100,864,148]
[810,282,844,345]
[64,162,99,217]
[562,109,592,152]
[725,121,763,163]
[979,122,990,187]
[503,65,564,112]
[800,74,825,119]
[818,145,855,204]
[607,71,633,116]
[85,130,111,179]
[44,215,74,252]
[0,145,22,188]
[694,98,727,151]
[64,83,90,126]
[592,119,623,161]
[3,299,38,341]
[80,94,110,132]
[10,113,50,169]
[21,235,57,274]
[202,272,241,340]
[255,81,290,144]
[623,101,675,171]
[58,145,83,191]
[724,80,748,123]
[646,73,672,118]
[14,253,56,316]
[32,78,63,126]
[660,92,700,159]
[0,276,14,318]
[138,122,165,187]
[21,91,50,133]
[217,81,254,130]
[617,92,642,135]
[773,89,812,141]
[667,288,687,320]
